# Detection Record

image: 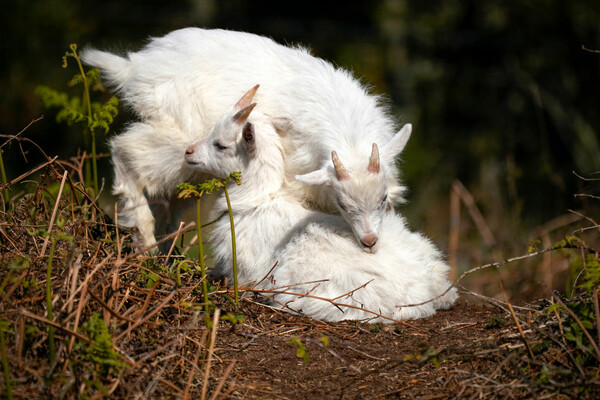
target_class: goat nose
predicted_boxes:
[185,145,195,156]
[361,234,378,248]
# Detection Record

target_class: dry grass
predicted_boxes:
[1,125,599,399]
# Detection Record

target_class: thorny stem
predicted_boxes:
[46,237,58,366]
[223,185,238,305]
[196,199,209,314]
[0,323,12,400]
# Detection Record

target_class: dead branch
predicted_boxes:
[201,308,221,400]
[499,281,535,360]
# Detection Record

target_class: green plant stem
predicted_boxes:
[0,149,8,206]
[0,324,12,400]
[72,46,98,194]
[223,185,238,305]
[196,199,209,314]
[46,238,57,366]
[176,262,182,288]
[90,131,98,195]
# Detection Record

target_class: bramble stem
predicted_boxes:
[223,185,238,305]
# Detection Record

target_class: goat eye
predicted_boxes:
[337,200,348,212]
[380,195,388,207]
[214,141,228,150]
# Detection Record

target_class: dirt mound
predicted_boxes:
[1,158,599,399]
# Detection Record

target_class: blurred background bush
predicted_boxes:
[1,0,599,299]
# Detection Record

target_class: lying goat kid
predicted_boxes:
[185,87,457,322]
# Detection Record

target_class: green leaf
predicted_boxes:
[545,304,562,314]
[528,240,541,253]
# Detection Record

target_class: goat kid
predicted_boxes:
[82,28,409,252]
[185,88,457,322]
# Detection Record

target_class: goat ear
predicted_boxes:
[381,123,412,165]
[294,168,330,186]
[272,117,292,135]
[242,122,255,150]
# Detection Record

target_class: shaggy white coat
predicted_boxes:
[185,92,457,323]
[81,28,408,251]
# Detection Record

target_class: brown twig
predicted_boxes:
[0,155,58,190]
[245,286,425,331]
[453,246,571,287]
[68,283,88,354]
[0,226,24,255]
[574,193,600,201]
[569,209,600,235]
[202,308,221,400]
[40,170,68,255]
[89,222,195,290]
[1,269,29,303]
[184,341,203,400]
[166,220,186,263]
[0,116,44,150]
[499,282,535,360]
[60,252,114,312]
[21,308,89,343]
[66,254,82,314]
[572,170,600,181]
[87,288,135,323]
[581,45,600,53]
[137,278,161,320]
[209,360,236,400]
[249,261,279,289]
[332,279,374,301]
[115,289,178,341]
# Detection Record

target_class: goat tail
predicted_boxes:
[80,48,131,89]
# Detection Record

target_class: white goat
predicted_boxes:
[82,28,409,252]
[185,87,457,322]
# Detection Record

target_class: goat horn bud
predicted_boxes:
[331,150,350,181]
[367,143,380,174]
[235,84,260,109]
[232,103,257,125]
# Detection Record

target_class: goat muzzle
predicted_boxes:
[360,234,378,249]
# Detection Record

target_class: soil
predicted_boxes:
[106,295,596,400]
[201,301,504,400]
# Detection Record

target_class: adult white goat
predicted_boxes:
[185,87,457,322]
[82,28,409,252]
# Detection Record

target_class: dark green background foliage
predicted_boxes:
[1,0,599,232]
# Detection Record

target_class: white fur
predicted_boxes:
[186,92,457,323]
[109,118,214,249]
[82,28,408,251]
